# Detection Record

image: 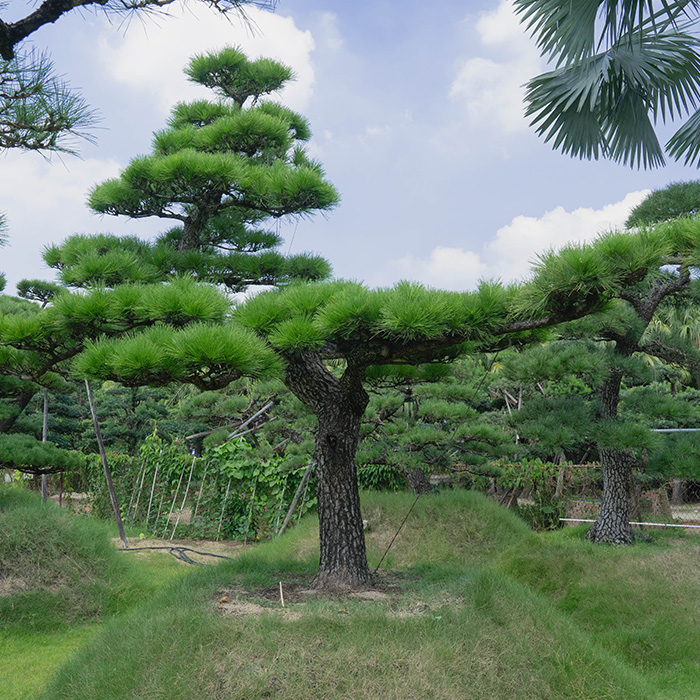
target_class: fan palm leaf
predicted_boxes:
[516,0,700,167]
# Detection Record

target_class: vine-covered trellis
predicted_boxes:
[84,431,316,541]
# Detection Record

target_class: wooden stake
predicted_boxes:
[279,581,285,607]
[85,380,128,549]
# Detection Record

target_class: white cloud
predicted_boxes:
[364,125,392,139]
[373,191,650,291]
[381,247,488,291]
[97,3,316,114]
[435,0,544,149]
[318,12,344,51]
[484,190,650,281]
[0,151,161,292]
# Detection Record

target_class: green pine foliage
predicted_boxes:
[0,433,83,473]
[46,47,338,292]
[75,322,282,390]
[626,180,700,227]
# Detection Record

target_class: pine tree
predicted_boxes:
[75,229,661,589]
[505,199,700,543]
[45,47,338,292]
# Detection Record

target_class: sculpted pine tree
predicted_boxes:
[76,230,661,589]
[45,47,338,292]
[591,186,700,543]
[506,190,700,544]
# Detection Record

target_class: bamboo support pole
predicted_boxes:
[170,456,196,540]
[154,490,166,531]
[277,461,315,538]
[41,389,48,504]
[217,477,232,541]
[226,401,274,440]
[297,470,311,524]
[126,459,146,523]
[273,480,287,535]
[244,479,257,545]
[145,463,159,527]
[162,460,187,538]
[192,464,209,522]
[85,380,128,549]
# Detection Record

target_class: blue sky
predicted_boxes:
[2,0,699,295]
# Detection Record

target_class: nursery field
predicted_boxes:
[3,486,700,700]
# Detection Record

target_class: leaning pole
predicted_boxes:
[85,380,128,548]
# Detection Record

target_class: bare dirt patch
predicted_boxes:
[210,570,439,621]
[0,575,30,597]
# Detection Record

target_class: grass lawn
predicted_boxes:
[3,488,700,699]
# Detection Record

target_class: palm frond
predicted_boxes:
[517,0,700,168]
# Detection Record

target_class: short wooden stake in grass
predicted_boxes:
[279,581,285,607]
[85,380,128,549]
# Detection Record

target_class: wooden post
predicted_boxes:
[85,380,128,549]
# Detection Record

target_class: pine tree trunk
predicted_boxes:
[586,368,634,544]
[284,351,372,590]
[312,405,371,590]
[670,478,684,505]
[586,448,634,544]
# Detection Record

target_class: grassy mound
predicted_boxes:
[37,489,662,700]
[0,486,165,631]
[497,530,700,698]
[6,486,700,699]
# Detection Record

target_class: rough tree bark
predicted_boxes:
[586,368,635,544]
[283,350,372,590]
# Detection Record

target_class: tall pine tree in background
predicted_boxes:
[45,47,338,292]
[0,47,339,480]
